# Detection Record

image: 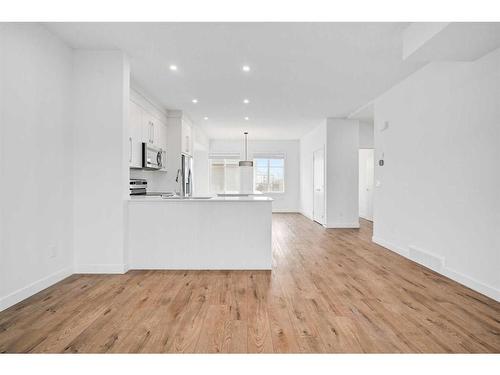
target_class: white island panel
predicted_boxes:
[128,198,272,270]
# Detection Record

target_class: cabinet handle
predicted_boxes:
[129,137,132,163]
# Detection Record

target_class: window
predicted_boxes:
[254,157,285,193]
[209,153,285,194]
[209,158,240,193]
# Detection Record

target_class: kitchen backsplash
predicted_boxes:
[130,169,172,193]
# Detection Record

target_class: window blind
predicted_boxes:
[208,152,241,160]
[251,152,285,159]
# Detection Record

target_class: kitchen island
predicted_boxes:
[127,196,273,270]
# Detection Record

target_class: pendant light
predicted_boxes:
[239,132,253,167]
[239,132,254,193]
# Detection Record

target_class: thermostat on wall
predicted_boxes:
[378,151,385,166]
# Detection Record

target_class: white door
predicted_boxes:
[313,148,325,225]
[359,149,374,221]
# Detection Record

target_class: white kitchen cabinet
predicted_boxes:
[181,119,193,156]
[157,120,168,171]
[129,97,168,170]
[157,119,168,151]
[129,100,144,168]
[166,111,199,190]
[142,112,154,145]
[141,112,167,149]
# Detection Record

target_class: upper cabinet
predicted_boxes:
[129,100,144,169]
[141,111,166,150]
[156,120,167,153]
[181,119,193,156]
[129,95,168,170]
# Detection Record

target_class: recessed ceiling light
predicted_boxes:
[243,99,250,104]
[242,65,250,72]
[169,65,178,71]
[203,117,208,120]
[192,99,198,103]
[244,117,249,121]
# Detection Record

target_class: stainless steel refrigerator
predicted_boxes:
[181,154,193,197]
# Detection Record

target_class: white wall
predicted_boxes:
[325,118,360,228]
[0,24,74,310]
[300,119,359,227]
[210,139,300,212]
[73,50,130,273]
[299,123,327,219]
[359,149,374,221]
[359,120,374,148]
[373,47,500,301]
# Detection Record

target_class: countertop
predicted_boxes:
[216,191,264,196]
[127,195,273,202]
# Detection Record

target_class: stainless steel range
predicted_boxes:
[129,178,147,195]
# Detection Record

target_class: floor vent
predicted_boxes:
[408,245,444,272]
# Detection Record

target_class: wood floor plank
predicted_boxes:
[163,274,211,353]
[0,214,499,353]
[195,305,232,353]
[266,273,302,353]
[247,272,274,353]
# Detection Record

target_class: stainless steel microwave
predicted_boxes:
[142,143,164,170]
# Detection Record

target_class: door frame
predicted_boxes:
[358,148,374,222]
[312,146,326,226]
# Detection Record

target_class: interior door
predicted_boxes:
[313,148,325,225]
[359,149,374,221]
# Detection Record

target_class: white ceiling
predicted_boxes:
[45,22,424,140]
[348,102,374,123]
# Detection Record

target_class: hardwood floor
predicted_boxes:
[0,214,499,353]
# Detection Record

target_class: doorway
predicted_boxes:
[313,147,325,225]
[359,149,374,221]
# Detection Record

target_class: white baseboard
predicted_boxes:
[272,209,300,213]
[372,236,499,302]
[372,236,410,257]
[326,222,360,229]
[442,267,500,302]
[129,264,272,271]
[299,210,314,221]
[298,211,329,227]
[0,266,73,312]
[74,263,127,274]
[359,214,373,222]
[408,245,444,273]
